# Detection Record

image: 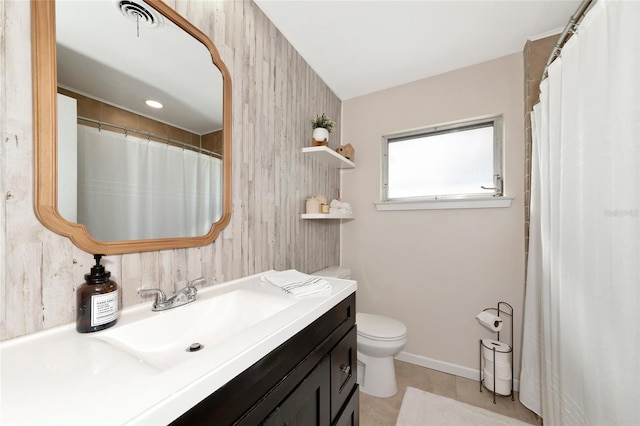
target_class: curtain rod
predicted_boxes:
[77,116,223,159]
[542,0,594,80]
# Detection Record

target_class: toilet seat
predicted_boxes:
[357,312,407,341]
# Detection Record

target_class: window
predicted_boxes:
[381,116,504,205]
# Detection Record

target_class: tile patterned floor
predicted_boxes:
[359,360,541,426]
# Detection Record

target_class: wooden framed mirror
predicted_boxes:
[31,0,232,254]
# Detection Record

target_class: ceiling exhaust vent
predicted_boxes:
[118,0,163,29]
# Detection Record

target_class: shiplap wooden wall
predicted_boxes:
[1,0,342,340]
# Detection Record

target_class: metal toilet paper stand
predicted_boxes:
[478,301,514,403]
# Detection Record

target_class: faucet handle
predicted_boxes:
[187,277,206,288]
[138,288,167,307]
[183,278,205,298]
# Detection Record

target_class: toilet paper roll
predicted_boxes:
[481,339,511,365]
[483,369,512,396]
[484,360,512,380]
[476,311,503,332]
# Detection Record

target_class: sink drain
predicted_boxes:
[187,342,204,352]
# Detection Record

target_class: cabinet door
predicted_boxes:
[330,327,357,421]
[333,385,359,426]
[262,356,331,426]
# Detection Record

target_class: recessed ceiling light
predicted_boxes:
[145,100,163,109]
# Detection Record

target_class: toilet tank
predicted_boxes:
[312,265,351,279]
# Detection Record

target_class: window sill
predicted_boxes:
[374,196,513,211]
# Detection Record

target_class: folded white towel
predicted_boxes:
[330,199,352,210]
[262,270,332,297]
[330,207,353,215]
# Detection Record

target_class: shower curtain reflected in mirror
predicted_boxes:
[74,125,222,241]
[520,1,640,424]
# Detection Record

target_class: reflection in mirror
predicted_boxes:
[56,0,223,241]
[31,0,232,254]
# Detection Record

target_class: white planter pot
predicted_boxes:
[312,127,329,145]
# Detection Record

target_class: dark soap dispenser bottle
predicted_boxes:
[76,254,119,333]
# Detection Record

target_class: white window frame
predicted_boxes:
[376,116,512,211]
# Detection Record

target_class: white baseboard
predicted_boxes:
[394,351,520,391]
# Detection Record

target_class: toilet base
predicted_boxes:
[357,351,398,398]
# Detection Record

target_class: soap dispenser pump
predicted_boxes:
[76,254,119,333]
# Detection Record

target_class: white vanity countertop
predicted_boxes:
[0,272,356,425]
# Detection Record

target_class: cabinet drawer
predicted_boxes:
[330,326,357,421]
[333,384,359,426]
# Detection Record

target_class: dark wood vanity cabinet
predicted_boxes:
[171,293,358,426]
[262,355,331,426]
[261,328,359,426]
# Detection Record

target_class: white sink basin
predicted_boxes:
[97,288,296,370]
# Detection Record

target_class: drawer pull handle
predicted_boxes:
[340,365,351,375]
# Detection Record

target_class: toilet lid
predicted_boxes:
[356,312,407,340]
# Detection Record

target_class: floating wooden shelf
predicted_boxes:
[301,213,354,220]
[301,146,355,220]
[302,146,355,169]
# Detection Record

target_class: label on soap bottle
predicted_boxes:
[91,290,118,327]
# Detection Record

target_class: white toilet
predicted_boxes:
[312,266,408,398]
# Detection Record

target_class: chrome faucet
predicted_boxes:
[138,278,206,311]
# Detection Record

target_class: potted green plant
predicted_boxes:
[310,113,334,146]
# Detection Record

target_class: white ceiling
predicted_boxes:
[253,0,582,100]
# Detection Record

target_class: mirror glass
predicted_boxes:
[32,0,232,254]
